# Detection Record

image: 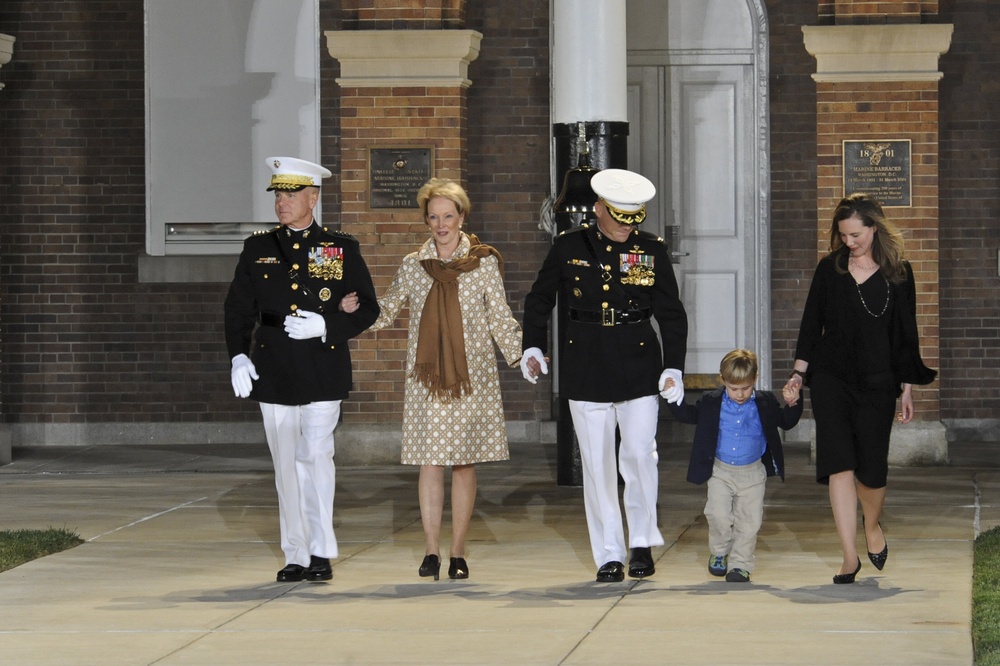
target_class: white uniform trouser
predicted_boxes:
[569,395,664,567]
[260,401,340,566]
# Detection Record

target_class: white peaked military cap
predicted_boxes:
[265,156,333,191]
[590,168,656,225]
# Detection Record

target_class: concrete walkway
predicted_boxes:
[0,432,996,665]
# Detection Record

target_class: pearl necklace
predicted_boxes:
[854,272,890,317]
[849,256,878,272]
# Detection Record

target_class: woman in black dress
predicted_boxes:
[784,193,936,584]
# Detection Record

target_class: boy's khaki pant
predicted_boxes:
[705,459,767,572]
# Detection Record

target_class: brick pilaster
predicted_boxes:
[815,79,941,421]
[818,1,938,24]
[326,25,480,423]
[340,0,466,28]
[805,21,952,431]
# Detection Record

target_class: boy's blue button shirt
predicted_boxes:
[715,390,767,466]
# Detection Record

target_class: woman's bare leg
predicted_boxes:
[857,481,887,554]
[829,470,860,574]
[449,464,477,558]
[419,465,445,556]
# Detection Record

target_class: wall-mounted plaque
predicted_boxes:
[842,139,911,207]
[369,147,433,209]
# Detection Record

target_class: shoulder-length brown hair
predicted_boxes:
[828,192,907,282]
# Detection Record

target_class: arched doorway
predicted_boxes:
[626,0,771,386]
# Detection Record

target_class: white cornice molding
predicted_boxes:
[803,24,953,83]
[324,29,483,88]
[0,33,15,91]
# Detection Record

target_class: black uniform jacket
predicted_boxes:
[224,221,380,405]
[522,223,688,403]
[667,387,803,485]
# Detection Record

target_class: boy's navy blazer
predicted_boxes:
[667,387,803,485]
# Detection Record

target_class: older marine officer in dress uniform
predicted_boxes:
[521,168,688,582]
[224,156,379,583]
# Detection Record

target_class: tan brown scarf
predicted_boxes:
[412,234,504,401]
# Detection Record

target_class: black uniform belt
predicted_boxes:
[569,307,652,326]
[259,311,285,327]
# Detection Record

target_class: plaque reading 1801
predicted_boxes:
[842,140,911,207]
[369,147,433,209]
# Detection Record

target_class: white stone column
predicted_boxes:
[550,0,630,485]
[0,35,13,462]
[552,0,627,123]
[0,33,10,462]
[0,33,14,92]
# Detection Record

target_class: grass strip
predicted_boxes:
[0,528,84,573]
[975,525,1000,665]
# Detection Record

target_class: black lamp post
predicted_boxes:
[549,121,628,485]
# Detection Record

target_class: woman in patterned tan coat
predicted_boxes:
[348,178,522,581]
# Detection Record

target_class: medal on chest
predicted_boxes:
[620,250,655,286]
[309,245,344,280]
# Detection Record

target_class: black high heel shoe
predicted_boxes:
[448,557,469,580]
[833,558,862,585]
[418,554,440,581]
[867,523,889,571]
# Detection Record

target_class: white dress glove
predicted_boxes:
[659,368,685,405]
[520,347,549,384]
[284,310,327,340]
[231,354,259,399]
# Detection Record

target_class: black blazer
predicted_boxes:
[224,222,380,405]
[522,224,688,402]
[667,387,803,485]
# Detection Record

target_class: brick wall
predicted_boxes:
[0,0,997,440]
[937,1,1000,420]
[0,1,254,428]
[464,1,552,423]
[319,2,344,219]
[342,0,465,28]
[818,1,938,23]
[767,0,822,393]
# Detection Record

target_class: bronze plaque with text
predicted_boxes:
[842,140,911,207]
[369,147,433,209]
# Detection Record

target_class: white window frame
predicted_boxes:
[144,0,322,257]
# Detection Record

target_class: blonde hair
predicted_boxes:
[829,192,907,282]
[416,178,471,219]
[719,349,758,385]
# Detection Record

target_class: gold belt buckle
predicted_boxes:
[601,308,616,326]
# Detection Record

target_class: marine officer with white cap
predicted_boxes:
[224,156,380,583]
[521,168,688,582]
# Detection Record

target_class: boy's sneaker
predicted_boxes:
[708,554,728,577]
[725,568,750,583]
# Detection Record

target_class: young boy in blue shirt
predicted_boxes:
[664,349,802,582]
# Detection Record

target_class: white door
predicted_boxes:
[626,0,770,386]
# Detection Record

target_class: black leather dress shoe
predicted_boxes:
[596,560,625,582]
[628,547,655,578]
[276,564,307,582]
[306,555,332,582]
